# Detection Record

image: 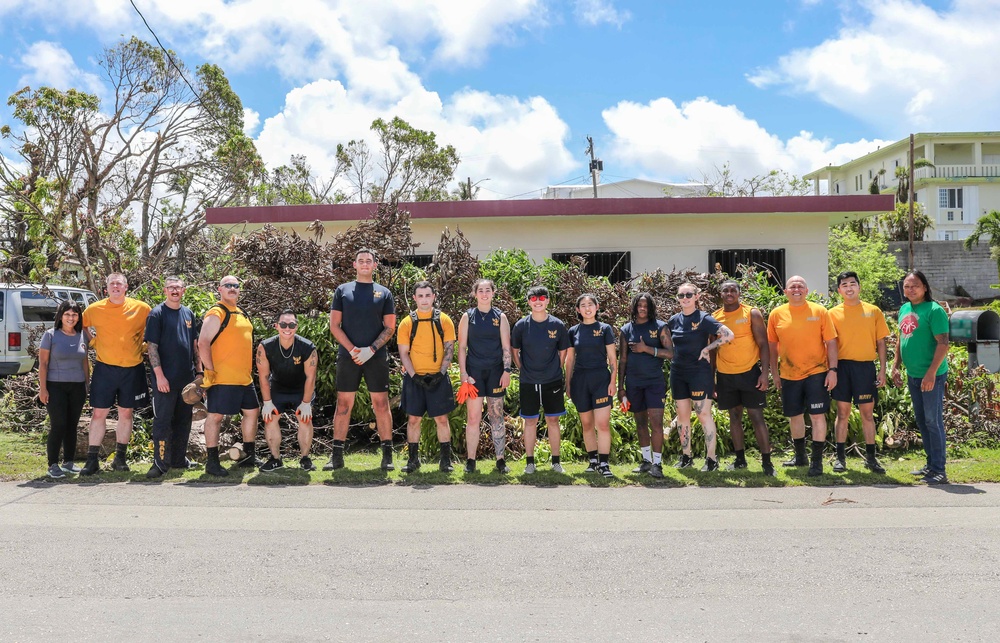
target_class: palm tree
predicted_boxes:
[895,158,935,204]
[965,210,1000,269]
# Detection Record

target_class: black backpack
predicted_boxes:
[209,303,250,345]
[409,309,445,361]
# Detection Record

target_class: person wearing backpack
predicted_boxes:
[396,281,457,473]
[197,276,260,477]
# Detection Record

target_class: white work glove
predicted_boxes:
[352,346,375,365]
[261,400,278,419]
[296,401,313,422]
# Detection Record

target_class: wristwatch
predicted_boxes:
[829,367,838,372]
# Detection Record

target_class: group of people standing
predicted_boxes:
[36,247,951,485]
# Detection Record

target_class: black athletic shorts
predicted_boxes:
[270,390,315,413]
[519,379,566,418]
[670,368,714,401]
[336,350,390,393]
[716,364,767,411]
[831,360,878,405]
[401,373,456,418]
[468,364,506,398]
[780,372,830,417]
[206,384,259,416]
[624,379,667,413]
[90,361,149,410]
[569,368,613,413]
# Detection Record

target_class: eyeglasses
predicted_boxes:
[676,292,696,299]
[221,283,241,290]
[528,295,548,302]
[165,286,184,291]
[278,321,297,329]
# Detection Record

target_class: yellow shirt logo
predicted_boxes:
[691,322,700,330]
[492,318,499,326]
[548,329,558,339]
[374,291,383,299]
[293,356,302,365]
[185,320,192,328]
[593,329,603,336]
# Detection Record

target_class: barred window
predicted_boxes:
[551,251,631,283]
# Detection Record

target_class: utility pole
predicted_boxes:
[908,133,915,270]
[586,136,602,198]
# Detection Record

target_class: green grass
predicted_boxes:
[3,431,1000,487]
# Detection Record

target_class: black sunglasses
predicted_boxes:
[221,283,241,290]
[278,321,297,329]
[676,292,696,299]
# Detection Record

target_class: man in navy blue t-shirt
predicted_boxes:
[327,248,397,472]
[511,285,570,474]
[144,276,201,477]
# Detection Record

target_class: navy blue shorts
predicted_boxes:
[781,372,830,417]
[336,350,390,393]
[716,365,767,411]
[401,373,456,418]
[624,379,666,413]
[90,361,149,410]
[831,360,878,406]
[468,364,505,398]
[670,368,714,401]
[206,384,259,416]
[270,390,314,413]
[569,368,613,413]
[519,379,566,418]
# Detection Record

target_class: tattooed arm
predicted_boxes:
[372,314,397,351]
[148,342,170,393]
[500,313,513,390]
[440,340,456,375]
[256,343,273,402]
[303,349,318,403]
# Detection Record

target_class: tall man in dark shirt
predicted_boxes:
[327,249,397,472]
[511,285,570,474]
[144,276,200,478]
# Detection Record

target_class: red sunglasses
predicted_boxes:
[528,295,548,302]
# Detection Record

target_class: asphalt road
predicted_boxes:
[1,481,999,642]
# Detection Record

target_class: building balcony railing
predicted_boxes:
[915,164,1000,180]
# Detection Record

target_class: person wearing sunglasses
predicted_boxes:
[618,292,672,477]
[198,276,260,477]
[767,275,838,477]
[668,283,733,472]
[327,248,397,472]
[256,310,319,473]
[511,285,571,474]
[144,276,202,478]
[80,272,152,476]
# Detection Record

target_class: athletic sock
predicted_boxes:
[793,437,806,459]
[734,448,746,463]
[865,443,877,459]
[496,458,506,470]
[115,443,127,459]
[761,452,772,468]
[641,446,652,462]
[407,442,419,460]
[836,442,846,460]
[333,439,346,449]
[811,440,825,463]
[526,456,535,465]
[652,451,662,465]
[381,440,393,460]
[243,441,254,457]
[207,446,220,462]
[467,458,475,468]
[598,453,609,465]
[551,455,560,465]
[87,445,100,457]
[587,450,598,464]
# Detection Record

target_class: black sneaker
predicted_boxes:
[145,465,165,479]
[649,463,664,478]
[439,458,454,473]
[381,452,395,472]
[495,461,511,474]
[300,456,316,471]
[237,454,261,468]
[464,459,476,474]
[598,464,614,479]
[782,455,808,467]
[205,460,229,477]
[922,471,949,485]
[111,456,130,472]
[80,457,100,476]
[324,449,345,471]
[762,463,777,477]
[675,454,693,469]
[401,459,421,473]
[260,457,284,473]
[700,458,719,472]
[865,458,886,474]
[727,459,748,471]
[910,465,929,477]
[807,461,824,477]
[584,461,598,473]
[832,458,847,473]
[632,460,652,474]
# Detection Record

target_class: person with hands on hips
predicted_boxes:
[38,300,90,479]
[327,248,397,472]
[397,281,457,473]
[256,310,319,473]
[565,294,618,478]
[891,270,950,485]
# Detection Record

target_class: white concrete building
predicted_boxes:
[542,178,707,199]
[804,132,1000,241]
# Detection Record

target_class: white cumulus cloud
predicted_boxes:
[574,0,631,27]
[16,41,103,95]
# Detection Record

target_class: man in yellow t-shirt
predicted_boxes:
[80,272,151,476]
[197,276,259,477]
[829,271,890,474]
[712,280,774,476]
[767,275,838,477]
[397,281,457,473]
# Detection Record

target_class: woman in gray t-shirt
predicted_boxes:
[38,300,90,479]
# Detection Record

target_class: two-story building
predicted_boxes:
[804,132,1000,241]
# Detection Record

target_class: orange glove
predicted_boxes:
[456,381,479,404]
[619,396,631,413]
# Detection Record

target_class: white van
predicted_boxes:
[0,283,99,375]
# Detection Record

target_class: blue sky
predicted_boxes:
[0,0,994,199]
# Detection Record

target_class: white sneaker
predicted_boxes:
[524,463,536,474]
[551,462,564,473]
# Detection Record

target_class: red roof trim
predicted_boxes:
[206,195,895,225]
